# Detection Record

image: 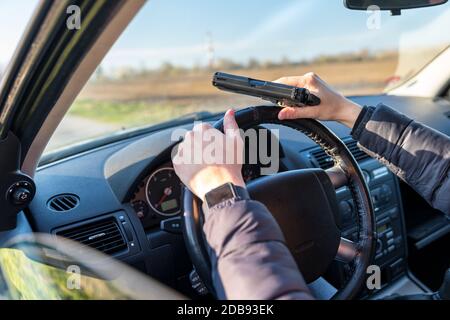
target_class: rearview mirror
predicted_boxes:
[344,0,448,14]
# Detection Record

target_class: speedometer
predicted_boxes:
[145,167,182,217]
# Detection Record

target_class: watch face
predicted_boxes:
[205,183,235,208]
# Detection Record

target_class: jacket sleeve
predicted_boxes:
[351,103,450,216]
[203,198,314,300]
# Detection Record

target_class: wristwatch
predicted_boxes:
[204,182,250,210]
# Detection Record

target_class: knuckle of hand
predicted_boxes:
[184,131,194,140]
[305,72,317,81]
[200,123,212,131]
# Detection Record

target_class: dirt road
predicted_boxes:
[46,114,122,152]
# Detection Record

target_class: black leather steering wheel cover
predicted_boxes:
[182,188,217,294]
[182,105,375,300]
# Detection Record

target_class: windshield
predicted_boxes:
[45,0,450,152]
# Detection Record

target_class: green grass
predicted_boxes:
[0,249,129,300]
[69,99,209,127]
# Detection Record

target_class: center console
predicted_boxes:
[331,159,408,298]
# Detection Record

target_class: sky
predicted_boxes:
[1,0,450,73]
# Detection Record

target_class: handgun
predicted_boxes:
[212,72,321,107]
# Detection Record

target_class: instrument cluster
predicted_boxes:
[129,162,265,229]
[130,163,181,229]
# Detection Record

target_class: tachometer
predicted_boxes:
[145,167,182,217]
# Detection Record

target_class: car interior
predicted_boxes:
[0,0,449,300]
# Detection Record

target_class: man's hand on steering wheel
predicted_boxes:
[172,110,246,201]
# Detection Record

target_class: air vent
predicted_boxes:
[47,194,79,212]
[310,139,370,169]
[345,139,370,162]
[56,219,127,255]
[310,148,335,169]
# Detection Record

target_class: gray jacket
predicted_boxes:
[203,104,450,300]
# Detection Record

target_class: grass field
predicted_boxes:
[72,56,398,128]
[0,249,129,299]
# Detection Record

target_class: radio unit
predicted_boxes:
[332,159,407,297]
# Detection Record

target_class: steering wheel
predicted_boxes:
[182,105,375,300]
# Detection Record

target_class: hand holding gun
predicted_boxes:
[212,72,321,107]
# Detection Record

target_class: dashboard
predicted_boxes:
[25,94,450,298]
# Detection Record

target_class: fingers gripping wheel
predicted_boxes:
[182,105,376,300]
